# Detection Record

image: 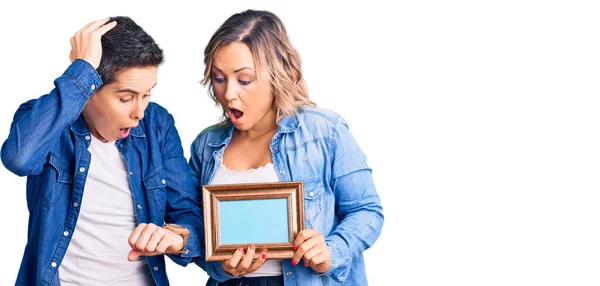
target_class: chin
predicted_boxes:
[232,122,250,131]
[97,132,113,142]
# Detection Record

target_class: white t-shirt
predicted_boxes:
[59,136,154,285]
[210,163,283,277]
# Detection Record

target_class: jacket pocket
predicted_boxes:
[43,152,73,206]
[143,169,167,212]
[303,178,324,227]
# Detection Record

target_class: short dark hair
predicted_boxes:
[97,16,164,86]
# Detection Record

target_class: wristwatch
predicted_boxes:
[162,223,190,254]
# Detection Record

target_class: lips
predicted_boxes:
[118,127,131,139]
[229,107,243,119]
[228,107,244,125]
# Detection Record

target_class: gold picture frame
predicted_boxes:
[202,181,304,262]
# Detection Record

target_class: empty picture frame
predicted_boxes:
[202,181,305,262]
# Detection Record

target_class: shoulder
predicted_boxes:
[297,105,348,131]
[191,122,229,150]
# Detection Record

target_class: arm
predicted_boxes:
[324,117,384,282]
[188,135,238,282]
[161,113,204,266]
[1,18,115,176]
[1,60,101,176]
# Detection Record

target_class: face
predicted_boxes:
[83,66,157,142]
[211,42,275,132]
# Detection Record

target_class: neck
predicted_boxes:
[81,108,109,143]
[237,108,278,139]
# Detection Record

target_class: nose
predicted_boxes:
[131,100,145,121]
[223,81,239,102]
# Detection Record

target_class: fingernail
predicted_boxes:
[238,247,243,252]
[293,245,297,251]
[292,259,297,265]
[304,261,308,267]
[261,252,267,259]
[250,244,255,251]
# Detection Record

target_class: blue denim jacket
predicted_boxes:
[189,106,384,285]
[1,60,203,286]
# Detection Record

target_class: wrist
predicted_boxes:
[163,223,190,254]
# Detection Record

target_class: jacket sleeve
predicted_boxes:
[188,134,237,282]
[324,117,384,282]
[1,60,101,176]
[161,113,205,266]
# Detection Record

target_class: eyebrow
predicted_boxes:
[212,65,253,73]
[117,83,158,95]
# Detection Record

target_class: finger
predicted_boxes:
[309,250,332,273]
[309,247,331,267]
[222,248,244,274]
[300,235,325,262]
[135,224,156,251]
[83,18,111,34]
[74,29,82,46]
[127,249,141,262]
[138,250,160,257]
[93,20,117,38]
[293,235,320,265]
[303,242,328,266]
[69,37,76,62]
[145,229,165,253]
[128,223,147,250]
[80,18,103,32]
[293,229,317,251]
[236,244,256,273]
[156,233,172,253]
[246,252,268,274]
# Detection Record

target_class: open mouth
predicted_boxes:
[229,107,244,122]
[118,127,131,139]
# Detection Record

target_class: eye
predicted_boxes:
[213,77,225,84]
[239,80,251,86]
[143,94,151,99]
[120,97,133,103]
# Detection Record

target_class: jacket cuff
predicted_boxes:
[62,59,103,98]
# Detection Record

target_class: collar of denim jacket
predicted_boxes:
[207,111,300,148]
[277,111,300,134]
[208,123,235,147]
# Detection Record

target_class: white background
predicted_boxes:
[0,1,598,285]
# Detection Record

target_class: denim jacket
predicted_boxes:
[189,106,384,285]
[1,60,203,286]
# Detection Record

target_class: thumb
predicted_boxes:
[128,249,141,262]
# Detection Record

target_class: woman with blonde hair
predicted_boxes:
[190,9,384,286]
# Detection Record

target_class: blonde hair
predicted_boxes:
[201,9,315,123]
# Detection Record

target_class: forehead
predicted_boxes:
[112,66,158,88]
[213,42,255,71]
